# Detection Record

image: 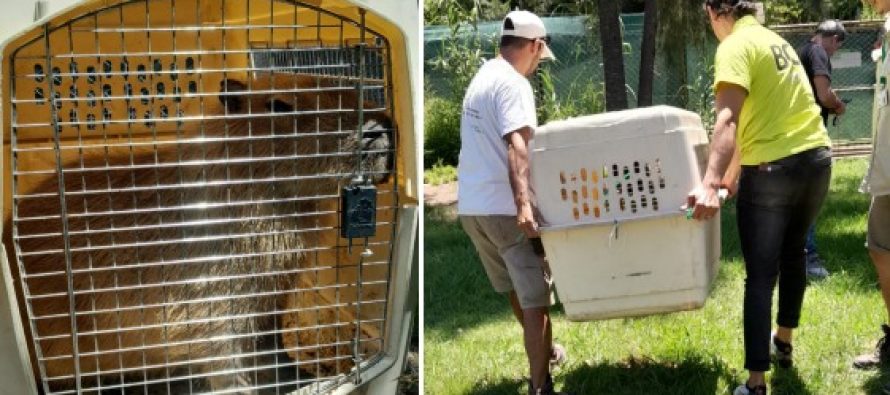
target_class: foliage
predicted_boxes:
[424,162,458,186]
[535,65,606,124]
[424,95,462,168]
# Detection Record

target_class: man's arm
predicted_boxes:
[691,82,747,220]
[813,75,846,115]
[505,126,538,237]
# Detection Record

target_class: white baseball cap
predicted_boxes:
[501,10,555,60]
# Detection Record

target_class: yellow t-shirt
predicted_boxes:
[714,15,831,165]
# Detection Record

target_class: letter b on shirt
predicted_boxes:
[771,44,800,71]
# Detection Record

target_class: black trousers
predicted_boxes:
[737,147,832,372]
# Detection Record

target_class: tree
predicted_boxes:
[597,0,627,111]
[637,0,657,107]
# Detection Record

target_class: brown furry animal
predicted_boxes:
[8,72,393,393]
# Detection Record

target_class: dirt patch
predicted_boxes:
[423,182,457,206]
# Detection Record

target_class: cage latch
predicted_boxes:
[341,180,377,240]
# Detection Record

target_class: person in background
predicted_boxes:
[693,1,833,394]
[456,10,570,395]
[797,19,848,279]
[851,4,890,394]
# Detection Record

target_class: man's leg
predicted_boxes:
[510,291,524,323]
[874,250,890,320]
[522,306,551,391]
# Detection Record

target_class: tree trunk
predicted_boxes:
[598,0,627,111]
[637,0,657,107]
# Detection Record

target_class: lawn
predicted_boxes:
[423,157,890,395]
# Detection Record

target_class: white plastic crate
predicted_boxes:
[531,106,721,321]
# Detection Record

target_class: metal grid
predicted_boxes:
[6,0,398,393]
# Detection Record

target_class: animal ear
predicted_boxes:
[219,79,247,113]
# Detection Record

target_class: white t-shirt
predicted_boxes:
[457,57,537,215]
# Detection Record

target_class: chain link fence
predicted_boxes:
[424,15,885,153]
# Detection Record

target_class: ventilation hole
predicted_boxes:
[634,161,640,174]
[559,171,566,184]
[53,92,61,109]
[652,197,659,211]
[68,62,78,81]
[573,207,580,220]
[68,85,78,99]
[188,80,197,93]
[659,177,666,189]
[173,86,182,102]
[580,168,587,182]
[655,159,662,174]
[560,188,567,201]
[602,165,609,179]
[124,83,133,98]
[622,165,630,180]
[616,183,622,195]
[169,63,178,81]
[570,173,577,182]
[594,206,601,218]
[645,163,651,177]
[34,87,44,102]
[602,186,609,196]
[144,110,154,126]
[87,90,96,107]
[86,113,96,130]
[591,187,599,201]
[51,66,61,86]
[571,190,578,204]
[120,58,129,75]
[612,164,618,177]
[68,108,78,126]
[33,64,44,82]
[102,84,112,99]
[641,195,648,208]
[582,202,590,216]
[627,183,633,197]
[86,65,96,83]
[153,59,162,74]
[103,108,111,122]
[604,200,611,212]
[648,180,655,194]
[160,105,169,118]
[128,107,136,120]
[631,199,638,214]
[619,197,626,211]
[141,87,150,105]
[637,179,644,192]
[137,64,147,82]
[103,60,113,77]
[185,57,195,72]
[581,187,588,200]
[591,171,599,184]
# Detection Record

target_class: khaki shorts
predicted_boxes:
[459,215,554,309]
[869,194,890,254]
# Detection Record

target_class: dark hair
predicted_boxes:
[703,0,757,19]
[816,19,847,41]
[500,35,532,50]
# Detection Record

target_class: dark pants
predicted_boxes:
[737,147,832,371]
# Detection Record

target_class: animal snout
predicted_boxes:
[360,118,393,184]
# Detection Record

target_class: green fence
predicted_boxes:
[424,15,884,146]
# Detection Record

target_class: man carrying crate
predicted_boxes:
[456,10,570,395]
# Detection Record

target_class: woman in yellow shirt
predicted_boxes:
[692,1,833,394]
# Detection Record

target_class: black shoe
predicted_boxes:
[771,334,793,368]
[853,324,890,369]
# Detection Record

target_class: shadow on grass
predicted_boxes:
[465,377,526,395]
[770,366,813,395]
[424,204,519,336]
[559,355,734,395]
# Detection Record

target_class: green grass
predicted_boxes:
[424,158,890,395]
[424,163,457,186]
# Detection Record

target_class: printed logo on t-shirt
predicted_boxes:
[771,43,801,71]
